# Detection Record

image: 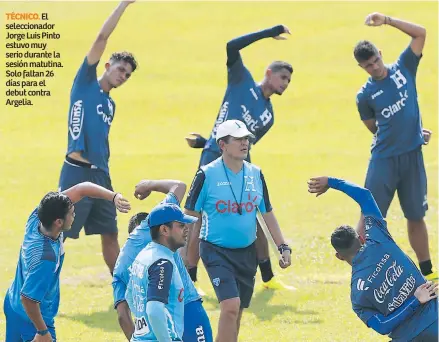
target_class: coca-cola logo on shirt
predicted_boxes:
[373,261,404,304]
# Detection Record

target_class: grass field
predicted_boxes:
[0,2,437,341]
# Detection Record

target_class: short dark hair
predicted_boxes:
[217,135,232,145]
[268,61,293,74]
[354,40,379,63]
[150,222,173,241]
[330,225,360,257]
[110,51,138,72]
[37,192,73,230]
[128,212,149,234]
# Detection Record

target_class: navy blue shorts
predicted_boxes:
[183,299,213,342]
[365,147,428,221]
[4,293,57,342]
[58,160,117,239]
[199,149,251,168]
[410,319,438,341]
[200,240,257,309]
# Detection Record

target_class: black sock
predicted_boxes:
[419,260,433,276]
[259,259,274,283]
[188,266,198,282]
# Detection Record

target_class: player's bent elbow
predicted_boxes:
[177,181,187,192]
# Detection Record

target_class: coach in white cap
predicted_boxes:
[183,119,291,342]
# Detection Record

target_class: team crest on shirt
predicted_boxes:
[107,99,114,117]
[244,176,256,192]
[212,278,220,287]
[390,69,407,89]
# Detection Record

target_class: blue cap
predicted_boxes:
[148,203,198,227]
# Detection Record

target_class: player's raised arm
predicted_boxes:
[308,177,382,219]
[62,181,131,213]
[226,25,290,66]
[364,12,426,56]
[134,180,187,204]
[87,0,136,65]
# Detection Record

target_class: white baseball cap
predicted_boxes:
[215,120,255,142]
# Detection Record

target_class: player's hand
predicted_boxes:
[32,332,53,342]
[414,281,438,304]
[185,133,206,148]
[134,180,153,200]
[279,249,291,269]
[307,176,330,197]
[114,193,131,213]
[273,25,291,40]
[365,12,387,27]
[422,128,432,145]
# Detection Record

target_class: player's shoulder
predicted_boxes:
[22,237,57,267]
[356,80,375,100]
[201,157,222,175]
[364,215,387,231]
[244,160,262,174]
[25,206,39,229]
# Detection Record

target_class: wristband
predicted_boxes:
[278,243,292,254]
[112,192,119,203]
[193,136,207,149]
[37,329,49,336]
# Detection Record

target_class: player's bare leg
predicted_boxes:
[408,219,436,280]
[256,223,274,283]
[216,298,240,342]
[101,232,120,275]
[408,219,430,262]
[236,309,244,335]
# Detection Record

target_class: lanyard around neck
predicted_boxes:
[221,158,245,215]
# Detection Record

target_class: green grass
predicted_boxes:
[0,2,437,341]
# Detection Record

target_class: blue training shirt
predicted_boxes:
[203,55,274,154]
[356,46,424,159]
[7,208,65,327]
[112,192,200,308]
[184,157,272,249]
[327,178,437,341]
[126,242,184,341]
[66,57,116,174]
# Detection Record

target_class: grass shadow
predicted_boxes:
[201,289,322,323]
[58,304,120,332]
